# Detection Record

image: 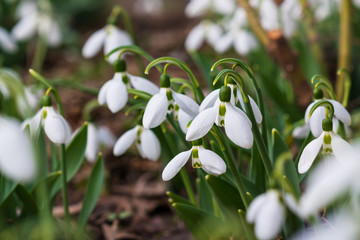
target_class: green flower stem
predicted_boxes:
[166,115,191,149]
[160,124,196,205]
[60,143,71,236]
[31,36,48,74]
[145,57,205,103]
[337,69,351,107]
[51,78,99,95]
[211,127,250,209]
[238,210,256,240]
[336,0,352,101]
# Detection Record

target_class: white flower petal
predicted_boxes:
[186,107,216,141]
[128,73,159,95]
[11,13,37,41]
[234,31,257,55]
[82,27,107,58]
[330,132,354,158]
[292,124,310,139]
[23,109,43,137]
[172,91,199,117]
[254,191,284,240]
[106,76,128,113]
[239,94,262,124]
[98,79,113,105]
[185,0,210,17]
[224,103,253,149]
[304,101,315,123]
[309,107,325,137]
[0,117,36,182]
[199,89,220,112]
[162,149,192,181]
[246,193,268,223]
[206,23,222,47]
[214,32,233,53]
[140,128,161,161]
[198,147,226,175]
[298,133,324,174]
[0,27,17,53]
[85,123,99,163]
[97,126,116,147]
[113,126,138,156]
[213,0,236,14]
[143,90,168,128]
[329,99,351,126]
[185,23,205,51]
[178,109,193,133]
[104,26,132,63]
[43,107,71,144]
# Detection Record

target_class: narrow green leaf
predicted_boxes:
[166,191,193,205]
[78,154,104,227]
[31,171,62,197]
[196,175,214,214]
[15,184,38,215]
[0,175,18,204]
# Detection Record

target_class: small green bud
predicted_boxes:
[41,95,52,107]
[323,132,331,145]
[219,86,231,102]
[322,118,333,132]
[160,74,170,88]
[313,89,324,100]
[192,139,202,146]
[113,59,126,72]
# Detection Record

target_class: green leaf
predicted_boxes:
[166,191,193,205]
[78,154,104,228]
[172,203,223,240]
[206,175,244,212]
[34,127,48,179]
[15,184,38,216]
[196,175,214,214]
[249,143,266,192]
[0,175,18,204]
[50,123,88,199]
[31,171,62,198]
[272,128,291,162]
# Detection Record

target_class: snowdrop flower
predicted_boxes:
[214,8,258,55]
[142,74,199,129]
[134,0,164,14]
[299,145,360,217]
[298,118,352,174]
[113,125,160,161]
[82,24,132,63]
[246,190,285,240]
[23,96,71,144]
[98,59,159,113]
[0,116,36,182]
[85,123,116,163]
[11,0,61,47]
[186,86,253,149]
[185,0,236,17]
[0,26,17,53]
[305,94,351,138]
[185,20,223,52]
[162,139,226,181]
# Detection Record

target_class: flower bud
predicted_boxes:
[322,118,333,132]
[41,95,52,107]
[113,59,126,72]
[313,88,324,100]
[160,74,170,88]
[219,86,231,102]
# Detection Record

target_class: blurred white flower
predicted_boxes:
[85,123,116,163]
[23,106,71,144]
[162,143,226,181]
[113,125,160,161]
[134,0,164,14]
[0,26,17,53]
[0,117,36,182]
[11,0,61,47]
[185,21,223,52]
[82,25,132,63]
[185,0,236,17]
[246,190,285,240]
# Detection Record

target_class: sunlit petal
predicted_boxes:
[113,126,138,156]
[186,107,216,141]
[140,128,161,161]
[162,149,192,181]
[298,133,324,174]
[198,147,226,175]
[143,90,168,128]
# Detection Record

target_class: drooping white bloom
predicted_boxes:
[98,71,159,113]
[0,27,17,53]
[11,0,61,47]
[186,94,253,148]
[113,125,161,161]
[185,20,223,52]
[162,144,226,181]
[305,99,351,138]
[142,86,199,129]
[85,123,116,163]
[298,130,352,174]
[82,25,132,63]
[246,190,285,240]
[185,0,236,17]
[0,117,36,182]
[299,146,360,217]
[23,106,71,144]
[134,0,164,14]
